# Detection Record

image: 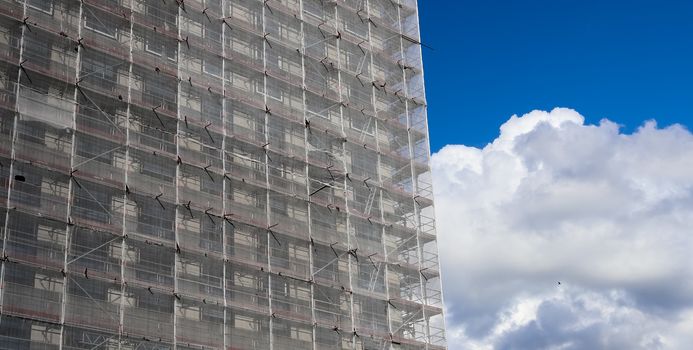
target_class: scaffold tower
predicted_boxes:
[0,0,446,348]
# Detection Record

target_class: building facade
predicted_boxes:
[0,0,445,348]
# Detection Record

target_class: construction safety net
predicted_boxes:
[0,0,446,348]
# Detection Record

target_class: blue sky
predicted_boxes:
[419,0,693,152]
[420,2,693,349]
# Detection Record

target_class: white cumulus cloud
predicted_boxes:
[431,108,693,349]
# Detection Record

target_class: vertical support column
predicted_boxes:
[59,0,86,347]
[362,0,396,345]
[0,0,28,314]
[396,0,432,346]
[410,0,448,345]
[221,1,229,348]
[296,1,319,349]
[173,2,183,349]
[118,3,137,348]
[260,2,273,349]
[332,4,358,349]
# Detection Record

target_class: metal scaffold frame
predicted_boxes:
[0,0,446,349]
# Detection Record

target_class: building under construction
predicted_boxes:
[0,0,445,348]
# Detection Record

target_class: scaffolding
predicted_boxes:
[0,0,446,348]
